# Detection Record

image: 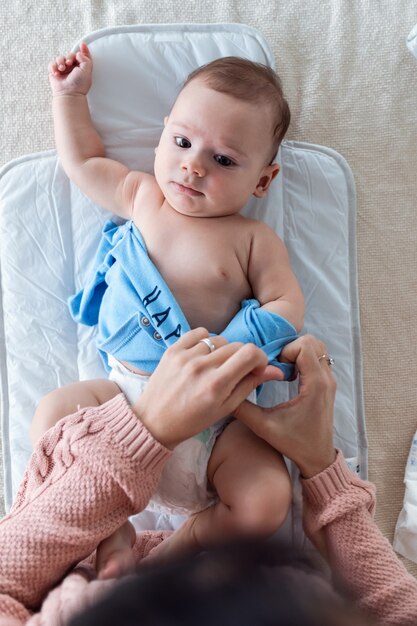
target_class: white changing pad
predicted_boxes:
[0,24,366,527]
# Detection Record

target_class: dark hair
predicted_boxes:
[70,539,373,626]
[183,56,291,162]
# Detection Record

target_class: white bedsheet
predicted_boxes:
[0,25,365,538]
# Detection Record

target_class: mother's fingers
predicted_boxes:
[168,327,210,350]
[280,335,335,379]
[166,328,230,358]
[214,343,271,406]
[280,334,326,364]
[221,360,284,418]
[219,342,268,380]
[191,335,228,356]
[201,341,243,364]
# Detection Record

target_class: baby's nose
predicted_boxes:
[181,156,206,177]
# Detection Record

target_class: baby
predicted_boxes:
[32,43,304,576]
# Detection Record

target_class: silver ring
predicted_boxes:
[199,338,216,353]
[318,354,335,367]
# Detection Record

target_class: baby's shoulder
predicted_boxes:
[132,173,164,221]
[241,216,282,242]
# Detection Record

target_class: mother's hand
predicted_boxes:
[133,328,282,449]
[235,335,337,478]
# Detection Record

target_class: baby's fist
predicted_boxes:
[49,42,92,96]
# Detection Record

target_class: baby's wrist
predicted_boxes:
[52,91,88,100]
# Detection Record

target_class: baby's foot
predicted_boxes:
[96,520,137,580]
[141,514,200,566]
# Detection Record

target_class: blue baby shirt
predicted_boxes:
[69,220,298,378]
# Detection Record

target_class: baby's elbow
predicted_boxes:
[292,292,305,333]
[293,316,304,334]
[289,311,304,334]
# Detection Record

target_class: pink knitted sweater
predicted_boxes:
[0,393,416,625]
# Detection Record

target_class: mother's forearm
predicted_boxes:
[0,394,171,615]
[302,451,417,625]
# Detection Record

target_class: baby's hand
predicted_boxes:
[48,42,92,96]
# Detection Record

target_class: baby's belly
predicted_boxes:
[119,360,152,376]
[176,289,247,335]
[165,265,251,334]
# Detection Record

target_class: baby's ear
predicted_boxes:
[253,163,280,197]
[164,115,169,126]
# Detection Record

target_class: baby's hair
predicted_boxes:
[183,56,291,162]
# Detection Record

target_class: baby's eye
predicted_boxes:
[214,155,234,167]
[175,137,191,149]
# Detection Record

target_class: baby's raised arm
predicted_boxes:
[248,222,304,332]
[49,42,147,218]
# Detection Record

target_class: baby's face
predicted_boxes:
[154,79,278,218]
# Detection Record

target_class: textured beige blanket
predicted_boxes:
[1,0,417,575]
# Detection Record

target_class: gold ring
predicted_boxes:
[199,338,216,353]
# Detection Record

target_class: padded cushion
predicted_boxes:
[407,23,417,59]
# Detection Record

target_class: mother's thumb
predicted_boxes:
[235,400,290,454]
[234,399,268,435]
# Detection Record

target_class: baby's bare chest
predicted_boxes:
[146,219,249,287]
[137,216,253,331]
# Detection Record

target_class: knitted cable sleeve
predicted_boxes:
[302,450,417,625]
[25,571,115,626]
[0,394,171,623]
[20,530,173,626]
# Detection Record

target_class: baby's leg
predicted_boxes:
[198,419,292,541]
[145,420,291,562]
[30,379,120,446]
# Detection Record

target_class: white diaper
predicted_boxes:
[108,356,239,515]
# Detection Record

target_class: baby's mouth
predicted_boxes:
[171,181,204,196]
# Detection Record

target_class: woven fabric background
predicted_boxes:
[1,1,417,574]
